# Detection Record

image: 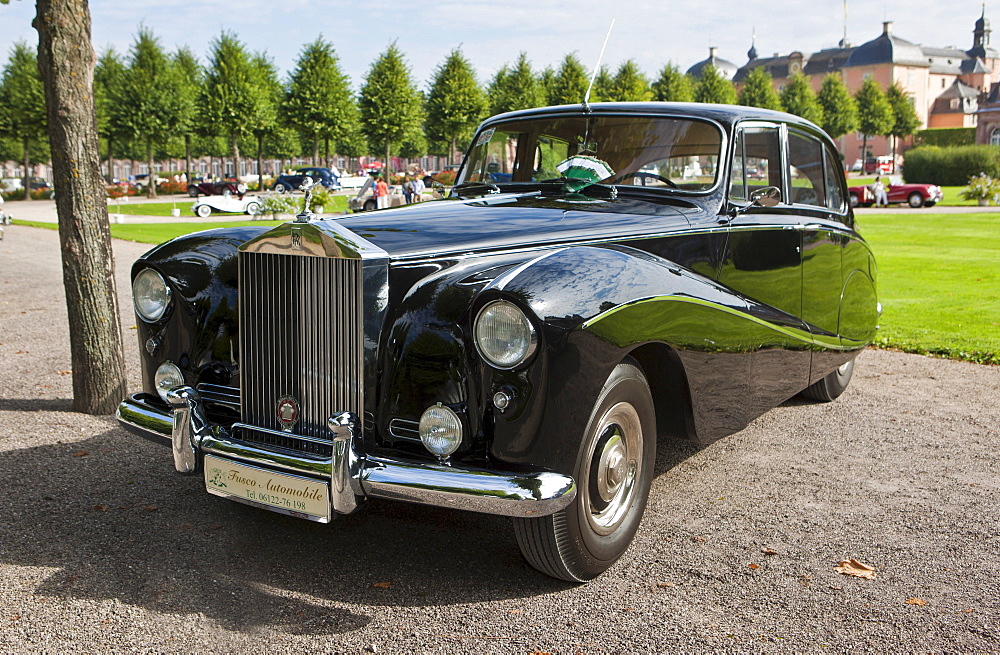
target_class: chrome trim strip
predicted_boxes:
[116,394,577,518]
[362,458,576,518]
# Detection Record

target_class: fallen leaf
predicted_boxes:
[508,609,522,614]
[372,581,391,589]
[801,575,814,587]
[143,505,158,512]
[71,450,89,457]
[692,536,707,543]
[906,598,928,606]
[957,609,973,614]
[57,370,71,375]
[748,563,760,570]
[655,582,675,588]
[92,505,108,512]
[761,548,779,556]
[835,558,876,579]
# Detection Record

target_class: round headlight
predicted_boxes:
[474,300,537,369]
[419,404,463,458]
[154,361,185,402]
[132,268,172,322]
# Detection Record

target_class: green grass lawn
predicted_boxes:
[15,211,999,365]
[858,212,999,364]
[17,219,285,244]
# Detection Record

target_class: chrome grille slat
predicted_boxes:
[239,252,363,449]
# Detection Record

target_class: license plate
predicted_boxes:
[204,455,331,522]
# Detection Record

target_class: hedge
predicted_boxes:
[913,127,975,147]
[903,145,1000,185]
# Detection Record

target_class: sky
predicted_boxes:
[0,1,994,92]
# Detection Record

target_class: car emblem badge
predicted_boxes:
[290,225,303,250]
[276,395,300,431]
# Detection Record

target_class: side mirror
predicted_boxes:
[749,186,781,207]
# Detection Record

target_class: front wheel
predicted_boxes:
[245,201,261,216]
[273,183,289,194]
[513,359,656,582]
[194,203,212,218]
[848,192,860,208]
[801,359,854,402]
[908,192,924,208]
[187,186,199,197]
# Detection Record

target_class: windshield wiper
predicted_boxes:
[451,180,501,198]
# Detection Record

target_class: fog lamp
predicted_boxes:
[419,403,462,458]
[154,361,185,403]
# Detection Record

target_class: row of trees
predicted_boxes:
[2,32,922,200]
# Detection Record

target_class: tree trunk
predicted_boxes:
[184,133,191,185]
[450,134,456,167]
[106,133,114,182]
[230,132,240,179]
[22,135,32,201]
[256,133,264,192]
[146,138,156,198]
[384,141,391,183]
[324,136,330,169]
[33,0,126,414]
[312,137,319,166]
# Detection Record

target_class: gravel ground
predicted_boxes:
[1,222,998,654]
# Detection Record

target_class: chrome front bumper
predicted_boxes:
[117,390,576,519]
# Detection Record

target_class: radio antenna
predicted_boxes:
[584,18,616,110]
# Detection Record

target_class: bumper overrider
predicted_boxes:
[117,388,576,522]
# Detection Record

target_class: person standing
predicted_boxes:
[410,174,424,202]
[374,174,389,209]
[870,176,888,207]
[401,175,413,204]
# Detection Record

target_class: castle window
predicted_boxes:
[991,128,1000,146]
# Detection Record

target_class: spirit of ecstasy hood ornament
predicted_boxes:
[294,176,316,223]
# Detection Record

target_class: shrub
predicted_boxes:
[309,186,332,210]
[258,194,302,217]
[959,172,1000,204]
[913,127,975,147]
[903,145,1000,185]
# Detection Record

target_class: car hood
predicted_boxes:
[331,192,702,260]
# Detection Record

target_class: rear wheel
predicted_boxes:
[801,359,854,402]
[363,199,376,212]
[273,183,289,194]
[908,192,924,208]
[187,185,199,197]
[245,201,261,216]
[513,359,656,582]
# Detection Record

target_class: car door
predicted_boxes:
[722,122,811,409]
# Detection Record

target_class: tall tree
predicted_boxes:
[171,47,202,185]
[537,66,556,105]
[855,76,894,162]
[0,42,47,200]
[886,82,921,161]
[651,63,694,102]
[249,52,281,190]
[779,72,823,124]
[425,48,487,164]
[33,0,126,413]
[693,65,737,104]
[358,43,422,181]
[110,29,184,197]
[738,66,782,110]
[605,60,651,102]
[546,54,588,105]
[201,32,265,178]
[817,73,858,143]
[93,47,123,181]
[283,37,358,166]
[487,52,543,115]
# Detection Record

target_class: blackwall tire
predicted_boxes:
[801,358,855,402]
[187,186,199,197]
[849,193,859,208]
[908,192,924,208]
[513,358,656,582]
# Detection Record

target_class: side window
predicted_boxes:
[823,147,846,213]
[788,131,826,207]
[729,131,746,201]
[729,125,782,203]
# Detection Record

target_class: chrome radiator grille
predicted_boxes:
[239,252,364,442]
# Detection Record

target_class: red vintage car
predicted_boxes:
[848,181,943,208]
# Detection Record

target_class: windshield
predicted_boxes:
[458,114,723,193]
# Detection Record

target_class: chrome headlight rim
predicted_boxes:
[473,299,539,370]
[132,267,173,323]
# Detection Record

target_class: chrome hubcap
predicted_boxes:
[584,401,642,536]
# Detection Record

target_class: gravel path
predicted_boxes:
[1,222,998,654]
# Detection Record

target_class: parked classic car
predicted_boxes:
[117,102,879,582]
[273,167,340,193]
[848,180,943,207]
[347,176,407,212]
[187,179,246,198]
[191,194,262,217]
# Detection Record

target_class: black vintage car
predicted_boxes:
[117,103,878,582]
